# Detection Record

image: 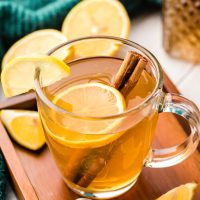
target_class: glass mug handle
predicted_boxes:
[145,92,200,168]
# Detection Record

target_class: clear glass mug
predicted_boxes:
[34,36,200,199]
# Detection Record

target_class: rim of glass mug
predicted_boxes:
[34,36,163,119]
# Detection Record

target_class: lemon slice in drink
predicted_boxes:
[61,0,130,57]
[44,82,126,148]
[1,56,70,97]
[2,29,72,67]
[0,110,45,150]
[156,183,197,200]
[53,82,126,117]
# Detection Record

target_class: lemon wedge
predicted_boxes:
[1,56,70,97]
[0,110,45,150]
[42,82,126,148]
[156,183,198,200]
[61,0,130,57]
[1,29,71,67]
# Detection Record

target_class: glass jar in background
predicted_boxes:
[163,0,200,63]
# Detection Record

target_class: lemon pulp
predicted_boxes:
[0,110,45,150]
[2,29,72,67]
[156,183,198,200]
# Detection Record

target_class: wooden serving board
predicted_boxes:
[0,72,200,200]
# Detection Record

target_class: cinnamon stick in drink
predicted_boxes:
[112,51,147,95]
[112,51,139,90]
[120,57,147,96]
[73,51,148,187]
[73,148,108,187]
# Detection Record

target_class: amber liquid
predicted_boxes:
[38,57,158,193]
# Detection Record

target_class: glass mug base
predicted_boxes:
[65,178,137,199]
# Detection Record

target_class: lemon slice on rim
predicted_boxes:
[43,82,126,148]
[2,29,72,67]
[1,56,70,97]
[61,0,130,57]
[0,110,45,150]
[156,183,197,200]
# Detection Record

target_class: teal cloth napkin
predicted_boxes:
[0,154,6,200]
[0,0,161,199]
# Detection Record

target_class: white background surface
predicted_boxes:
[3,10,200,199]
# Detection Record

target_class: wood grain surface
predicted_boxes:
[0,122,38,200]
[0,72,199,200]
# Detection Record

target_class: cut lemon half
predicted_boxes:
[2,29,72,67]
[0,110,45,150]
[1,56,70,97]
[43,82,126,148]
[61,0,130,57]
[156,183,198,200]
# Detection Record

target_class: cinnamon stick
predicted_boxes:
[73,149,108,187]
[72,51,148,187]
[112,51,147,96]
[120,57,147,96]
[112,51,139,90]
